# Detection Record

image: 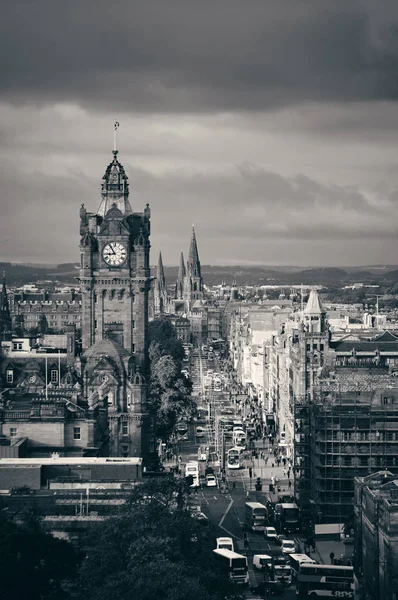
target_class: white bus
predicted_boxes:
[296,563,354,598]
[213,549,248,585]
[185,461,199,487]
[227,447,241,469]
[216,537,234,552]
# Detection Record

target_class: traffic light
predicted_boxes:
[249,467,252,478]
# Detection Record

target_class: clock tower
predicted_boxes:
[77,148,155,460]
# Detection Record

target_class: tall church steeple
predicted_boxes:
[187,225,201,279]
[154,252,167,315]
[0,272,12,340]
[183,226,204,309]
[175,251,186,299]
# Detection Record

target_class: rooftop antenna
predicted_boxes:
[113,120,120,154]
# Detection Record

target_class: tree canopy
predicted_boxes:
[148,319,195,440]
[74,477,242,600]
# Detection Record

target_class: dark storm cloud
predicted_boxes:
[1,153,397,265]
[1,1,398,112]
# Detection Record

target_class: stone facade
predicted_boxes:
[11,289,82,333]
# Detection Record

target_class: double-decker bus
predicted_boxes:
[245,501,268,532]
[296,563,354,598]
[275,502,300,532]
[185,461,199,488]
[213,549,248,585]
[289,554,316,580]
[227,447,241,469]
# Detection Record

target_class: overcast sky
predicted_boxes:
[1,0,398,267]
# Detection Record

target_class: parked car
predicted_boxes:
[206,474,217,487]
[265,526,277,540]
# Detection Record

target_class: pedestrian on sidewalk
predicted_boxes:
[288,480,292,489]
[232,481,236,490]
[330,551,335,565]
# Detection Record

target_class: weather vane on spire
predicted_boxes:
[113,120,120,153]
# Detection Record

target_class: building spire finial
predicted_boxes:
[113,120,120,155]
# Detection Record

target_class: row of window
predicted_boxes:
[6,369,60,384]
[10,426,82,440]
[306,343,325,352]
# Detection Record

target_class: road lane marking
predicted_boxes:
[218,498,233,529]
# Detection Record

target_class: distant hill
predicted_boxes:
[2,261,398,288]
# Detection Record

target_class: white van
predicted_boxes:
[216,537,234,552]
[253,554,273,570]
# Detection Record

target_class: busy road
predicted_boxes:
[170,343,298,598]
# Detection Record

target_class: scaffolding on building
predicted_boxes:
[294,372,398,530]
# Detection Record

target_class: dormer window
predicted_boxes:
[51,370,58,384]
[6,369,13,384]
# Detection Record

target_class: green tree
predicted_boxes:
[148,318,185,361]
[148,318,195,440]
[74,478,241,600]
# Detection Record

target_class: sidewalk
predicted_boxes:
[311,539,353,565]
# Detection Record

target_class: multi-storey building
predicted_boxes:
[11,289,82,333]
[354,470,398,600]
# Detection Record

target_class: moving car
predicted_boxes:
[205,466,215,476]
[206,474,217,487]
[281,539,296,555]
[265,526,277,540]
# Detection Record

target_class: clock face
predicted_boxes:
[102,242,127,266]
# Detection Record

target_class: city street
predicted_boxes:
[172,347,297,598]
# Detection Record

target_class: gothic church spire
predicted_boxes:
[187,225,201,278]
[0,272,12,339]
[156,252,166,289]
[175,251,185,299]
